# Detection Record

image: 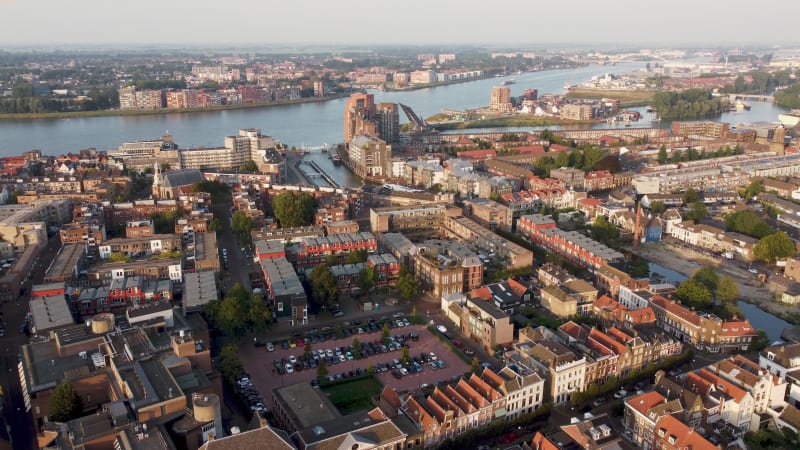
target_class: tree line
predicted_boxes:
[652,88,727,120]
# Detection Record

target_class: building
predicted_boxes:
[98,234,181,259]
[515,338,586,405]
[652,414,720,450]
[152,169,205,200]
[463,198,513,232]
[43,242,87,283]
[560,104,592,121]
[490,86,512,112]
[549,167,586,190]
[760,343,800,406]
[413,239,483,298]
[347,135,392,178]
[260,257,308,326]
[479,367,545,420]
[288,232,377,268]
[369,204,447,234]
[469,278,530,314]
[624,391,685,450]
[441,215,534,270]
[344,93,376,145]
[671,121,730,139]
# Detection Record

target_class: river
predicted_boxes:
[649,262,790,341]
[0,61,789,157]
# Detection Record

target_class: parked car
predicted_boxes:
[266,342,275,352]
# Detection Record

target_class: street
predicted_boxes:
[0,235,61,450]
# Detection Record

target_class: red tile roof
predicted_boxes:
[653,415,719,450]
[457,149,496,160]
[530,432,560,450]
[627,391,667,417]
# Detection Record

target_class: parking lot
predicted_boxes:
[239,322,471,409]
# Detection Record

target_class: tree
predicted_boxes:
[352,338,362,359]
[396,273,419,300]
[675,278,713,310]
[231,210,254,243]
[748,330,770,353]
[754,231,796,262]
[317,360,329,381]
[208,217,222,233]
[401,346,410,365]
[304,340,313,360]
[108,252,130,263]
[217,344,243,385]
[271,191,316,227]
[657,145,668,164]
[347,250,368,264]
[717,275,740,302]
[743,180,762,200]
[471,357,481,374]
[685,201,708,223]
[692,266,719,293]
[725,210,775,239]
[381,323,391,345]
[247,294,272,333]
[649,201,666,214]
[682,188,699,204]
[50,383,84,422]
[160,163,171,172]
[240,159,259,173]
[358,266,376,294]
[309,265,338,308]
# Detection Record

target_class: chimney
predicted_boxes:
[259,417,268,428]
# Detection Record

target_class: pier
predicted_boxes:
[304,160,340,188]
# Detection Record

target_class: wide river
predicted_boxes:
[0,61,790,158]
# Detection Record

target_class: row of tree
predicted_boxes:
[203,283,272,337]
[674,266,739,312]
[656,144,745,165]
[775,83,800,110]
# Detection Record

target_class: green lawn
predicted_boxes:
[321,376,382,415]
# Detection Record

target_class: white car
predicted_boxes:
[266,342,275,352]
[614,389,627,399]
[289,355,297,364]
[429,352,437,361]
[285,364,294,374]
[325,349,334,358]
[436,325,447,334]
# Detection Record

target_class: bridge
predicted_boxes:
[609,53,670,64]
[728,93,774,102]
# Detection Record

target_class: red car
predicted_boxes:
[502,432,520,444]
[453,341,464,349]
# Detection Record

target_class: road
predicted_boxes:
[0,235,61,450]
[213,198,255,293]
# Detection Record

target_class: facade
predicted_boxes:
[549,167,586,190]
[449,295,514,351]
[463,198,513,232]
[260,257,308,326]
[412,239,483,298]
[671,121,730,139]
[441,215,533,270]
[369,204,447,234]
[347,135,392,178]
[490,86,512,112]
[288,232,377,268]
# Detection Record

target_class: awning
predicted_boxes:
[494,408,508,418]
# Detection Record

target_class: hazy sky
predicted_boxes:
[1,0,798,47]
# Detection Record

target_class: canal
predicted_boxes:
[649,262,790,342]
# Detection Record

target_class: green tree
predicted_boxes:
[240,159,259,173]
[217,344,243,384]
[725,210,775,239]
[247,293,272,333]
[352,338,362,359]
[271,191,316,227]
[657,145,668,164]
[317,360,329,381]
[649,201,666,214]
[381,323,391,345]
[50,383,84,422]
[8,189,24,205]
[685,201,708,223]
[358,266,376,294]
[304,340,313,360]
[675,278,713,310]
[754,231,796,262]
[748,330,771,353]
[401,346,410,365]
[151,209,181,234]
[347,249,368,264]
[160,163,171,172]
[591,215,619,248]
[108,252,130,263]
[309,265,338,308]
[471,357,481,374]
[692,266,719,293]
[208,217,222,233]
[396,272,419,300]
[743,180,762,200]
[717,275,740,302]
[231,210,254,242]
[682,188,699,204]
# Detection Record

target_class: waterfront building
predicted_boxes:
[489,86,512,112]
[560,104,592,121]
[671,121,730,139]
[347,135,392,178]
[177,128,279,173]
[344,93,376,145]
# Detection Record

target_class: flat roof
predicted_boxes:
[29,294,74,332]
[274,382,340,429]
[183,271,218,311]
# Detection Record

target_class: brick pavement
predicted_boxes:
[239,324,471,410]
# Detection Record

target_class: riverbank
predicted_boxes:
[382,73,499,92]
[633,241,800,325]
[432,115,595,130]
[0,93,348,121]
[565,87,655,107]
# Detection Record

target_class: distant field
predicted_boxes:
[322,376,382,415]
[565,88,655,106]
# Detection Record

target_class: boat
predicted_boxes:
[501,78,516,86]
[332,155,343,165]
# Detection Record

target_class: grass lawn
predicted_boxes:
[565,87,656,106]
[322,376,383,415]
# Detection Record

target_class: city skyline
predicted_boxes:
[1,0,798,47]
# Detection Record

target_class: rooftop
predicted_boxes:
[274,382,340,430]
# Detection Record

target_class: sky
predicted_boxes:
[0,0,798,47]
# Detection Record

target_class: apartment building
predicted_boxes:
[760,343,800,406]
[441,215,533,269]
[650,295,757,352]
[624,391,686,450]
[479,366,545,420]
[511,335,587,405]
[669,221,757,261]
[87,258,183,284]
[98,234,181,259]
[517,214,624,270]
[369,204,447,234]
[288,232,377,268]
[671,121,730,139]
[707,355,787,414]
[367,253,400,287]
[260,257,308,326]
[463,198,513,232]
[445,295,514,351]
[500,188,569,215]
[583,170,616,191]
[560,104,593,121]
[347,135,392,178]
[412,239,483,298]
[469,278,530,314]
[595,263,650,298]
[549,167,586,189]
[490,86,512,112]
[651,415,720,450]
[537,261,575,287]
